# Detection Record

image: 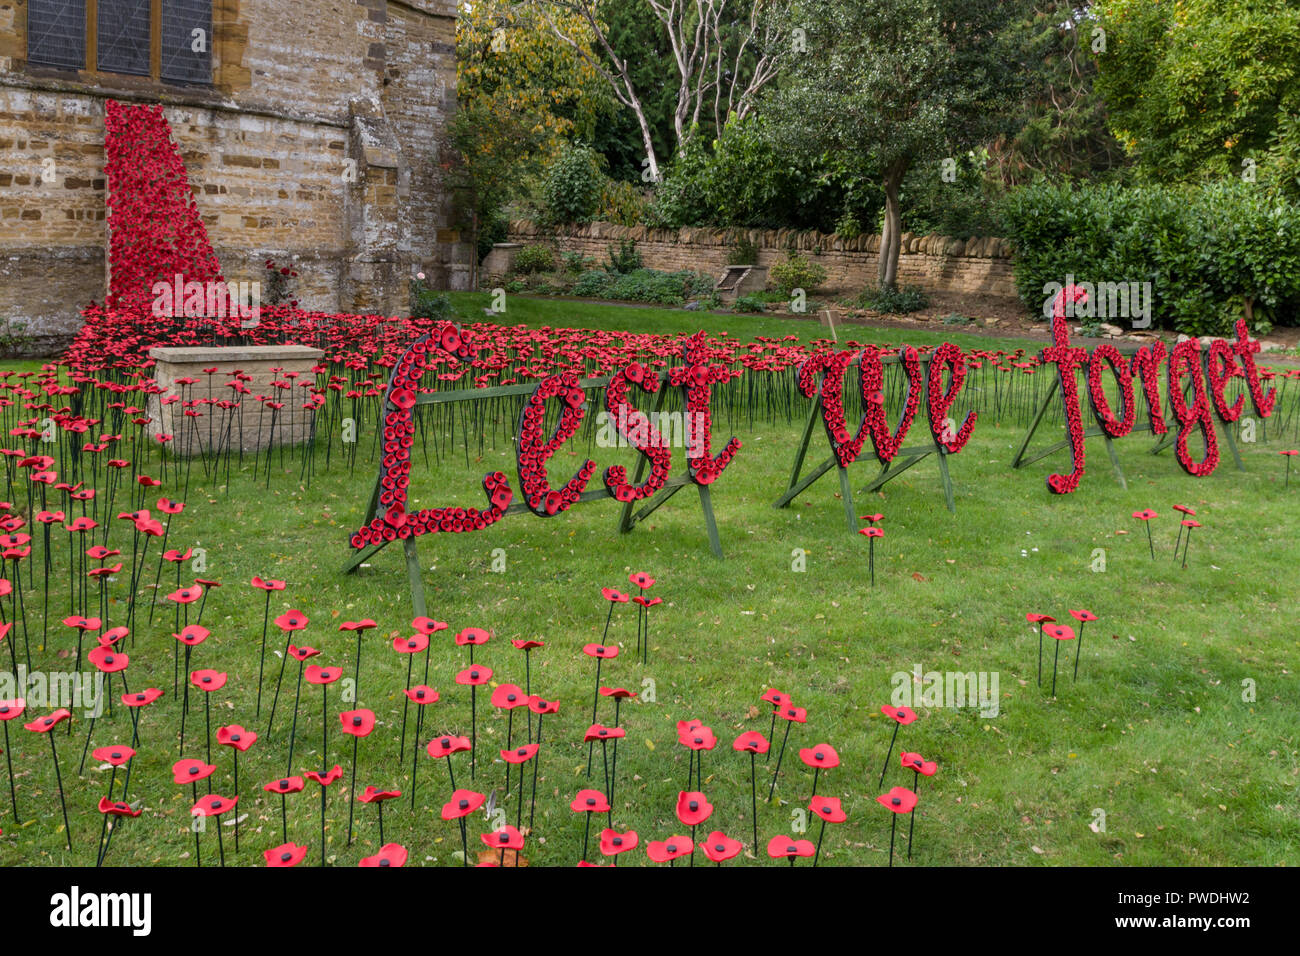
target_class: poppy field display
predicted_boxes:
[0,102,1293,876]
[0,286,1296,874]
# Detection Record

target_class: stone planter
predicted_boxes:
[146,345,325,455]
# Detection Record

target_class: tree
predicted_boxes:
[531,0,794,182]
[1094,0,1300,185]
[766,0,1034,289]
[452,1,614,266]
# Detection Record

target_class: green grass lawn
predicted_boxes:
[0,293,1295,867]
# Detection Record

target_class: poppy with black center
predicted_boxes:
[392,633,429,654]
[273,609,308,631]
[304,765,343,787]
[172,759,216,784]
[646,836,694,864]
[263,842,308,867]
[675,790,713,828]
[263,776,305,795]
[766,835,816,862]
[304,665,341,685]
[426,734,472,757]
[701,831,743,863]
[501,743,539,764]
[403,685,439,704]
[490,684,527,709]
[217,725,258,752]
[91,745,135,767]
[122,687,163,707]
[440,789,486,820]
[599,828,639,859]
[359,843,409,867]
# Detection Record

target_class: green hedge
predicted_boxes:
[1001,181,1300,336]
[570,267,713,306]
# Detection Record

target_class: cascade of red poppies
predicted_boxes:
[102,101,224,317]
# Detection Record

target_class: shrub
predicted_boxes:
[408,273,453,320]
[597,179,649,227]
[542,144,604,224]
[728,236,760,265]
[732,294,768,313]
[606,239,643,274]
[513,244,555,275]
[572,270,616,298]
[560,250,596,275]
[768,253,828,296]
[1000,180,1300,336]
[857,284,929,314]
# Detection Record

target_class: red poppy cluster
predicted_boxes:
[1042,286,1274,493]
[601,364,671,502]
[516,370,597,516]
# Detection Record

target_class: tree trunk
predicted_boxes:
[878,159,908,291]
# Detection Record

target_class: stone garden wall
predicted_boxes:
[504,220,1018,302]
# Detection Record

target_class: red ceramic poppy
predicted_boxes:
[403,685,440,705]
[809,795,847,823]
[582,643,619,659]
[455,627,491,647]
[880,704,917,725]
[357,786,401,804]
[92,745,135,767]
[599,687,636,700]
[678,726,718,751]
[273,609,308,631]
[23,709,71,732]
[511,638,545,650]
[359,843,409,867]
[490,684,528,710]
[340,709,377,737]
[192,793,238,817]
[305,765,343,786]
[1025,613,1056,625]
[0,699,26,722]
[732,730,770,754]
[97,797,142,817]
[264,776,305,795]
[760,689,791,708]
[858,527,884,539]
[570,789,610,813]
[480,825,525,851]
[217,725,257,752]
[877,787,918,814]
[646,836,693,863]
[860,513,884,523]
[900,751,938,776]
[584,724,626,743]
[339,618,379,633]
[1182,518,1201,528]
[264,842,309,867]
[675,791,713,827]
[1043,623,1076,641]
[252,576,287,592]
[172,759,216,784]
[601,587,629,603]
[392,633,429,654]
[454,666,493,686]
[701,831,743,862]
[174,625,210,646]
[157,497,185,515]
[1132,509,1158,521]
[767,836,816,859]
[427,734,472,758]
[304,665,341,685]
[627,572,655,589]
[122,687,163,707]
[441,789,486,820]
[501,743,539,764]
[190,670,228,692]
[1069,609,1098,624]
[87,646,129,673]
[410,617,448,636]
[167,585,203,605]
[1172,504,1196,517]
[62,615,101,632]
[776,705,809,724]
[528,696,560,715]
[798,744,840,769]
[599,828,639,857]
